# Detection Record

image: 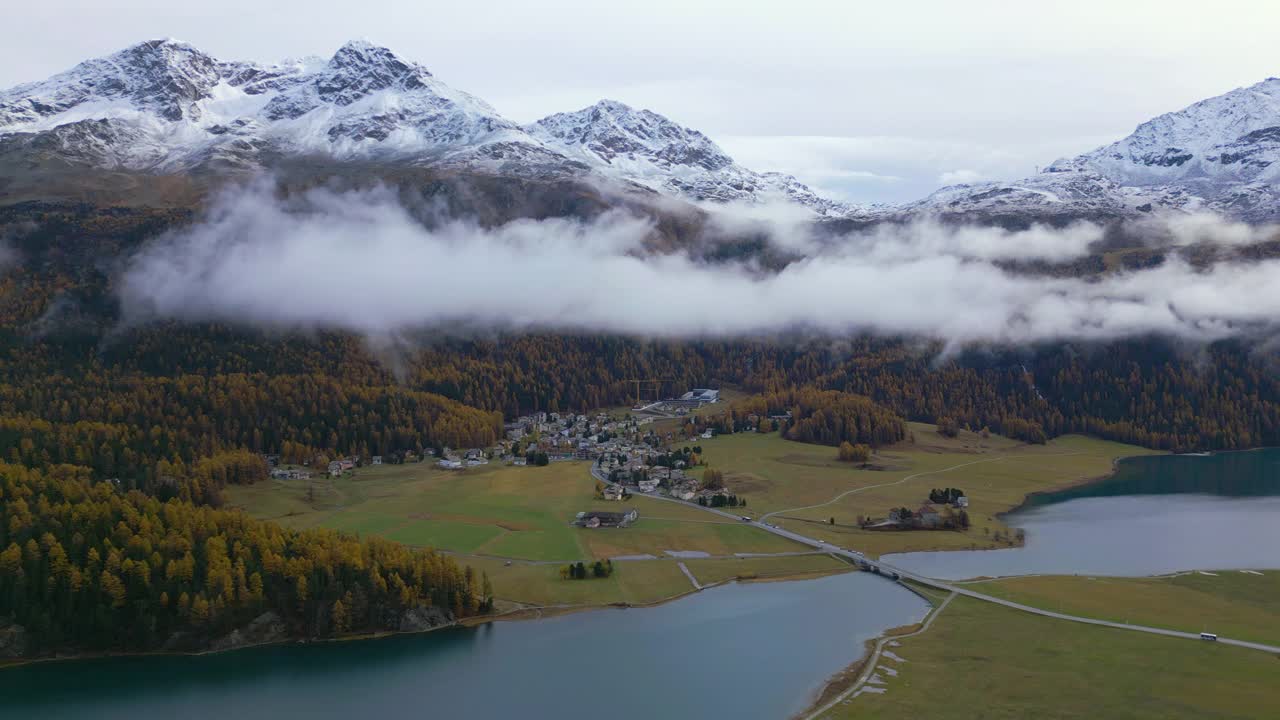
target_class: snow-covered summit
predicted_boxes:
[528,99,735,173]
[1051,77,1280,189]
[0,39,223,128]
[0,39,539,171]
[527,99,864,216]
[915,77,1280,222]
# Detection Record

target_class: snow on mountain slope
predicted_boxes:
[904,167,1207,222]
[3,39,1276,223]
[0,39,567,174]
[917,77,1280,223]
[526,100,863,217]
[1052,77,1280,189]
[0,40,855,215]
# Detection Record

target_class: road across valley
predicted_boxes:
[592,462,1280,656]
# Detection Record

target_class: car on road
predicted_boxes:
[740,516,752,522]
[1200,632,1218,641]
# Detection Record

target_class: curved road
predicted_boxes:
[593,462,1280,657]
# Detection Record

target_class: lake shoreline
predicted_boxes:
[0,564,855,670]
[1004,444,1279,518]
[2,571,927,720]
[1001,453,1139,519]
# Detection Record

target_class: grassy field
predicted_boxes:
[457,556,699,607]
[225,460,805,561]
[972,571,1280,647]
[696,424,1158,557]
[829,595,1280,720]
[452,553,852,608]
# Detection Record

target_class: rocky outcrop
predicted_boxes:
[208,611,288,653]
[397,605,454,633]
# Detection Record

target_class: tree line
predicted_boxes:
[729,388,908,447]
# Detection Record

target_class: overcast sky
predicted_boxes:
[4,0,1278,203]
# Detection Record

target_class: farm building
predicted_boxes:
[575,509,639,528]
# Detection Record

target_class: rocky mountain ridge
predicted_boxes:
[2,39,1278,222]
[0,39,857,216]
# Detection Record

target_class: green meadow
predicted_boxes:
[226,459,805,562]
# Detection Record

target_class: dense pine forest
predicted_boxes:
[0,463,489,657]
[712,389,908,447]
[4,201,1280,657]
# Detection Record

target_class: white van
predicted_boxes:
[1200,632,1218,641]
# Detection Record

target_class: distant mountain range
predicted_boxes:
[1,39,1278,223]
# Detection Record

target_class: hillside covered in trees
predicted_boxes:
[0,463,489,659]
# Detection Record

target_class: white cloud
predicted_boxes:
[119,181,1280,346]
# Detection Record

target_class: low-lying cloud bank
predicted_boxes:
[119,182,1280,345]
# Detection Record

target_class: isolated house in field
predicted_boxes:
[917,504,942,528]
[602,485,625,501]
[575,509,639,528]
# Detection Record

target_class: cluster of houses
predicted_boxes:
[597,447,714,501]
[256,388,725,485]
[398,410,680,472]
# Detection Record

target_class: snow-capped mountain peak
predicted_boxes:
[529,99,734,173]
[314,40,434,107]
[526,99,862,216]
[0,38,223,129]
[1051,76,1280,189]
[912,75,1280,223]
